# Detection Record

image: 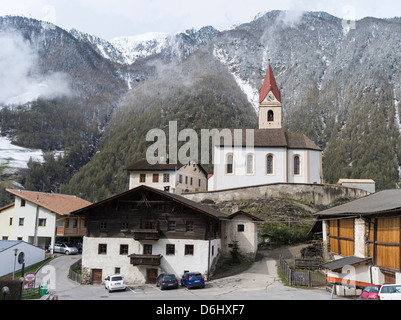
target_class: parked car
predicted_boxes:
[69,239,83,253]
[181,272,205,289]
[54,242,79,255]
[358,285,381,300]
[104,275,127,293]
[156,274,179,290]
[378,284,401,300]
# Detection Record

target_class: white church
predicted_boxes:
[210,61,323,191]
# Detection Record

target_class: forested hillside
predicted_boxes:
[61,52,257,201]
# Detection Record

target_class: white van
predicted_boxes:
[378,284,401,300]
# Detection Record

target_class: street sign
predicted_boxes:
[24,273,36,283]
[18,252,25,264]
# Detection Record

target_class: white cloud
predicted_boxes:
[0,0,400,40]
[0,31,71,105]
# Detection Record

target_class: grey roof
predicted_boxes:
[322,256,372,272]
[315,189,401,218]
[71,185,228,220]
[125,160,208,177]
[126,159,185,172]
[0,240,22,253]
[215,129,321,151]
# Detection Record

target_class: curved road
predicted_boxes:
[35,249,333,300]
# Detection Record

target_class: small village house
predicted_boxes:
[315,189,401,295]
[126,159,208,194]
[338,179,376,194]
[0,240,45,278]
[3,189,91,252]
[71,185,263,285]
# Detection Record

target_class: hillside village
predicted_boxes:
[2,61,401,301]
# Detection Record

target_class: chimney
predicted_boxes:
[232,205,239,214]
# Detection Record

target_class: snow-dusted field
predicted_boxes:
[0,136,43,169]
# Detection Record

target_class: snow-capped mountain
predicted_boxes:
[110,32,170,65]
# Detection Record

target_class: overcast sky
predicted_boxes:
[0,0,400,40]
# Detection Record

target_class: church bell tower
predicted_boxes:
[259,59,282,129]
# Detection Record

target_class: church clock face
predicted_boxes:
[266,92,275,102]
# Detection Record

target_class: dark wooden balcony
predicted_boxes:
[133,229,160,241]
[129,254,162,266]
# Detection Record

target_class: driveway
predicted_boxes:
[35,246,333,300]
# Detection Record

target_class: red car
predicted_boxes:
[358,285,381,300]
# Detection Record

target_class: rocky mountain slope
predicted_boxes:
[1,11,401,203]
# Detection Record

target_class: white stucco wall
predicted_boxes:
[213,146,321,191]
[0,241,46,277]
[221,216,258,257]
[129,170,177,192]
[214,146,287,191]
[82,236,220,284]
[11,197,56,250]
[128,163,207,194]
[0,205,14,240]
[354,218,366,258]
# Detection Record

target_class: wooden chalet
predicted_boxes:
[315,189,401,289]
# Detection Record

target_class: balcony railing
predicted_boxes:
[133,229,160,241]
[56,227,87,237]
[129,254,162,266]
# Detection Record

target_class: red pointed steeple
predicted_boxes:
[259,59,281,104]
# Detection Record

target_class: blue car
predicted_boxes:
[181,272,205,289]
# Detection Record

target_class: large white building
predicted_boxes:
[211,61,323,191]
[71,185,263,285]
[2,189,91,251]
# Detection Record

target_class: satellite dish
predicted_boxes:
[18,252,25,264]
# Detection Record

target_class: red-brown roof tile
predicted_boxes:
[6,189,92,216]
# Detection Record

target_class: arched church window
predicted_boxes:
[294,155,301,176]
[246,153,254,175]
[226,153,234,175]
[268,110,274,122]
[266,154,274,175]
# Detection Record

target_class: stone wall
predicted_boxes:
[183,183,369,206]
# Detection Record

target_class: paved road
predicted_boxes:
[35,250,335,300]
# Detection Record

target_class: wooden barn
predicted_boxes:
[315,189,401,294]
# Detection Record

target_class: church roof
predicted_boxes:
[215,129,321,151]
[259,61,282,103]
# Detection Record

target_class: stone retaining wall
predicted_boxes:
[183,183,369,206]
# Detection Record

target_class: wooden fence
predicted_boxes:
[295,258,322,270]
[280,256,312,287]
[68,259,82,284]
[22,286,41,300]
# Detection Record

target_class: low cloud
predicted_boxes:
[277,9,305,27]
[0,31,71,106]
